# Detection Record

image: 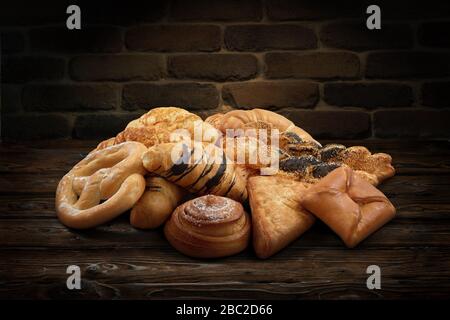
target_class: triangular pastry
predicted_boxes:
[248,175,315,259]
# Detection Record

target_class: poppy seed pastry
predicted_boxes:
[301,166,396,248]
[164,195,251,258]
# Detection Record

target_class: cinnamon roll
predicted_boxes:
[164,195,251,258]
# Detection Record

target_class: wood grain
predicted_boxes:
[1,248,449,299]
[0,139,449,299]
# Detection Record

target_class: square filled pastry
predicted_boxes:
[301,166,396,248]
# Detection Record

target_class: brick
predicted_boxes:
[366,52,450,78]
[0,2,64,26]
[170,0,261,21]
[373,0,450,19]
[374,110,450,138]
[1,31,25,53]
[267,0,363,20]
[320,22,413,51]
[280,110,370,139]
[168,54,258,81]
[222,81,318,109]
[225,25,317,51]
[2,114,71,140]
[70,55,164,81]
[2,56,65,83]
[23,84,119,112]
[74,114,141,139]
[1,85,22,113]
[419,22,450,48]
[324,83,413,108]
[123,83,219,111]
[30,26,122,53]
[422,82,450,108]
[265,52,359,79]
[126,25,221,52]
[82,1,167,25]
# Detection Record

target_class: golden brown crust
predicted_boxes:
[56,142,148,229]
[96,107,221,150]
[318,144,395,185]
[164,195,251,258]
[223,136,280,170]
[205,113,225,130]
[130,176,188,229]
[248,175,315,259]
[301,166,396,248]
[216,109,321,146]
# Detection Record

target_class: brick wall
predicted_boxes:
[1,0,450,140]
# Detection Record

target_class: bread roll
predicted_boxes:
[130,176,187,229]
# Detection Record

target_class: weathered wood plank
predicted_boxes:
[1,217,449,249]
[1,248,449,299]
[0,194,448,220]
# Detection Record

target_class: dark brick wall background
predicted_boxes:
[1,0,450,140]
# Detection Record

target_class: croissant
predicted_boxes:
[302,167,396,248]
[214,109,321,146]
[164,195,251,258]
[142,141,248,202]
[130,176,188,229]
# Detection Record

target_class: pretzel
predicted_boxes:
[56,142,148,229]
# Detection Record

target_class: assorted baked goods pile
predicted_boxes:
[55,107,396,259]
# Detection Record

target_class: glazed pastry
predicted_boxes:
[130,176,188,229]
[96,107,221,150]
[56,142,147,229]
[164,195,251,258]
[142,141,248,202]
[302,166,396,248]
[214,109,321,146]
[248,175,315,259]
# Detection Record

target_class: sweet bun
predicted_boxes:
[164,195,251,258]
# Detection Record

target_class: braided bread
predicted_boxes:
[277,132,395,185]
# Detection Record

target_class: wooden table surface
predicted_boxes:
[0,139,449,299]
